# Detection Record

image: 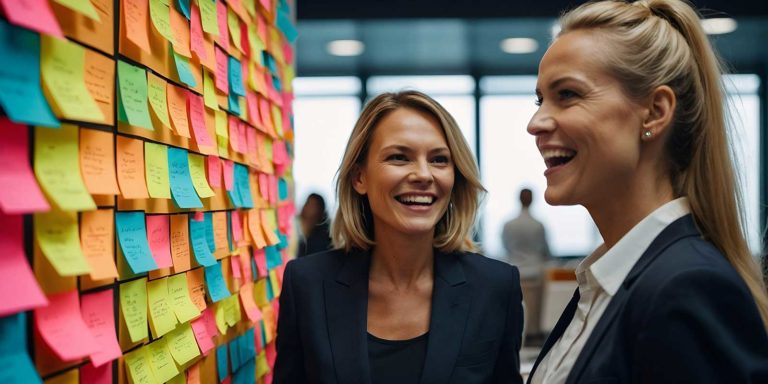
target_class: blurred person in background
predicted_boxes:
[297,193,332,257]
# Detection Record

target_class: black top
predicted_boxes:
[297,221,332,257]
[368,332,429,384]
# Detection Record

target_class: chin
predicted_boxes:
[544,187,578,206]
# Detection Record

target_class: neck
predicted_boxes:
[369,228,434,289]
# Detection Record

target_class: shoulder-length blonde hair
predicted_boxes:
[331,90,485,253]
[559,0,768,329]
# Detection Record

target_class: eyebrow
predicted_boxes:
[381,145,451,154]
[535,75,590,95]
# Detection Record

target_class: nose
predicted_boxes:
[527,108,556,137]
[408,158,434,184]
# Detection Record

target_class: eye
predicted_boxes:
[558,89,578,100]
[386,153,408,162]
[431,155,450,164]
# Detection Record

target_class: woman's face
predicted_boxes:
[527,30,646,208]
[354,107,455,239]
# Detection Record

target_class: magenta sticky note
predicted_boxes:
[253,248,267,277]
[240,250,252,282]
[202,307,218,337]
[230,256,242,279]
[0,212,47,316]
[35,290,98,361]
[215,46,229,94]
[231,210,243,243]
[216,0,229,51]
[187,91,214,148]
[0,0,63,38]
[191,316,215,355]
[81,289,122,366]
[146,215,173,269]
[222,160,234,191]
[0,118,50,214]
[80,362,111,384]
[193,211,205,221]
[206,156,222,188]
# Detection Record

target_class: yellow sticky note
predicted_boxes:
[147,337,180,383]
[256,351,268,378]
[224,294,241,326]
[149,0,175,43]
[147,73,172,129]
[54,0,100,21]
[215,110,228,157]
[188,153,215,198]
[254,278,269,306]
[34,125,96,211]
[144,142,172,199]
[271,105,284,137]
[227,8,241,52]
[199,0,218,36]
[35,210,91,277]
[41,36,104,123]
[147,277,178,338]
[166,322,200,365]
[269,269,282,298]
[120,278,149,343]
[203,69,218,111]
[167,273,201,323]
[124,346,159,384]
[214,300,228,335]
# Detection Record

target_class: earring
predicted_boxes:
[643,130,653,138]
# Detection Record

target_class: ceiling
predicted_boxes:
[293,1,768,77]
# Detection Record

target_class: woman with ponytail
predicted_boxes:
[527,0,768,382]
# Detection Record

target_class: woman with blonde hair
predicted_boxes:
[527,0,768,382]
[274,90,524,383]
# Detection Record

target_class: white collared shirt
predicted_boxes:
[531,198,691,384]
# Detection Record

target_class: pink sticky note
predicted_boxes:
[246,92,261,129]
[0,212,47,316]
[146,215,173,268]
[80,362,111,384]
[265,341,277,367]
[206,156,222,188]
[191,317,215,355]
[190,2,207,62]
[216,0,229,50]
[258,173,269,200]
[222,160,234,191]
[215,47,229,94]
[0,0,63,38]
[253,248,266,277]
[230,256,242,279]
[228,116,241,153]
[188,92,215,148]
[246,127,258,164]
[240,249,252,282]
[193,211,204,221]
[0,119,50,213]
[283,42,294,65]
[237,123,248,156]
[202,307,218,337]
[35,290,98,361]
[231,210,243,243]
[81,289,122,366]
[259,0,271,13]
[272,298,280,318]
[268,175,278,204]
[272,141,287,165]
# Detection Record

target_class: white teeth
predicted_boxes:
[541,149,576,160]
[398,195,434,204]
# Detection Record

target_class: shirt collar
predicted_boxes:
[581,197,691,296]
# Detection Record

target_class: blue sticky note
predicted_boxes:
[226,182,243,208]
[190,215,217,267]
[243,328,256,360]
[228,56,245,96]
[259,320,267,349]
[276,8,298,43]
[204,212,216,252]
[271,74,282,93]
[176,0,190,19]
[204,261,231,302]
[251,259,258,280]
[229,339,241,371]
[0,314,42,384]
[228,91,241,116]
[265,246,282,270]
[233,358,256,384]
[116,211,159,273]
[173,50,197,87]
[168,147,203,208]
[278,178,288,201]
[234,164,254,208]
[0,21,59,128]
[277,233,288,250]
[265,274,274,301]
[217,344,228,382]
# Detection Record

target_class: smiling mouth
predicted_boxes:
[542,149,577,169]
[395,194,436,206]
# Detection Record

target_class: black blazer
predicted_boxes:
[274,248,524,384]
[528,215,768,383]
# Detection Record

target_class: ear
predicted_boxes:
[351,164,367,195]
[641,85,676,140]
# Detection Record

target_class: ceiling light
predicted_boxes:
[327,40,365,56]
[500,38,539,54]
[701,18,737,35]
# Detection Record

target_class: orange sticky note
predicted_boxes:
[170,214,191,273]
[123,0,151,53]
[247,209,267,249]
[80,209,119,280]
[169,5,191,57]
[79,129,120,195]
[116,135,150,199]
[167,83,191,138]
[213,211,227,251]
[186,268,207,311]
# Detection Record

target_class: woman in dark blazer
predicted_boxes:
[526,0,768,383]
[274,91,524,383]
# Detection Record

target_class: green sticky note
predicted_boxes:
[144,142,172,199]
[166,322,200,365]
[147,73,171,129]
[118,61,153,130]
[147,277,178,338]
[227,8,241,52]
[125,346,159,384]
[203,69,219,111]
[188,153,216,198]
[149,0,175,44]
[34,210,91,276]
[120,278,149,343]
[40,36,104,123]
[34,125,96,211]
[53,0,100,20]
[147,335,180,383]
[200,0,219,36]
[167,274,202,323]
[271,104,283,137]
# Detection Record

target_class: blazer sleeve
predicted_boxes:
[493,266,525,384]
[634,267,768,383]
[273,261,308,384]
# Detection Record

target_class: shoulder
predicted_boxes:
[285,248,349,281]
[454,251,520,289]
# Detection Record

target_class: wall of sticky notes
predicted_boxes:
[0,0,297,382]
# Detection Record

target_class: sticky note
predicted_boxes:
[176,0,190,19]
[167,83,191,137]
[173,50,197,87]
[213,212,228,250]
[53,0,100,20]
[166,322,200,365]
[124,0,151,53]
[204,261,230,302]
[206,156,222,189]
[0,22,58,127]
[116,211,159,273]
[80,363,110,384]
[214,299,227,334]
[147,337,179,383]
[190,317,214,355]
[80,129,120,195]
[80,289,122,366]
[187,268,207,311]
[168,147,204,208]
[149,0,174,43]
[217,344,228,381]
[170,5,191,57]
[203,69,218,110]
[146,215,173,268]
[276,7,297,42]
[170,214,191,273]
[147,278,178,338]
[235,163,254,208]
[188,96,214,152]
[167,273,201,323]
[239,283,262,323]
[116,135,151,199]
[228,56,245,96]
[189,2,206,62]
[35,210,91,276]
[204,212,215,252]
[214,46,229,94]
[188,153,216,198]
[247,209,267,249]
[35,290,98,360]
[34,125,96,211]
[199,0,218,36]
[223,294,241,326]
[40,36,104,122]
[216,0,229,50]
[147,72,172,129]
[117,61,153,130]
[143,144,172,200]
[120,278,148,342]
[80,209,119,280]
[190,215,217,266]
[227,8,241,51]
[124,347,158,384]
[0,213,47,316]
[0,120,49,213]
[0,313,43,383]
[0,0,62,38]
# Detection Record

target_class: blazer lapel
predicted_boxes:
[527,288,580,384]
[565,215,700,384]
[420,251,471,384]
[325,250,372,384]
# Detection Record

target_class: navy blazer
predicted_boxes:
[274,248,524,384]
[528,215,768,383]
